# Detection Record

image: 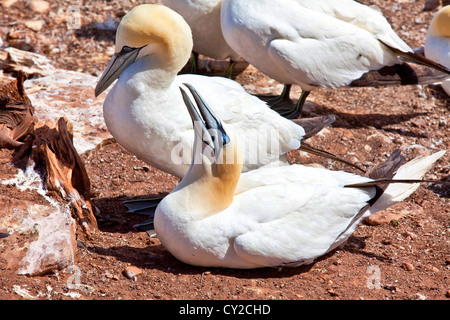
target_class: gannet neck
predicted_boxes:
[116,4,193,76]
[429,6,450,37]
[176,137,243,217]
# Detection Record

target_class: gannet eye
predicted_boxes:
[120,45,144,54]
[222,132,230,145]
[121,46,135,53]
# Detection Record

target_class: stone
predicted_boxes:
[402,262,415,271]
[24,20,46,32]
[0,47,57,77]
[1,166,78,276]
[123,266,143,280]
[327,288,338,297]
[29,0,50,13]
[18,210,78,276]
[412,293,427,300]
[411,118,427,128]
[365,203,423,226]
[403,231,417,239]
[1,0,18,8]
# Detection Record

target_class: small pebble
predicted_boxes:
[412,293,427,300]
[122,266,143,280]
[402,262,414,271]
[327,288,338,297]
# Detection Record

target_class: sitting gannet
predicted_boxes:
[221,0,450,118]
[425,5,450,96]
[94,4,348,221]
[160,0,241,77]
[154,84,445,268]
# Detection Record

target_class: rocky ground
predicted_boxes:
[0,0,449,302]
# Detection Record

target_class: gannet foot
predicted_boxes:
[123,197,163,215]
[123,198,163,236]
[269,102,301,119]
[226,60,237,78]
[133,217,157,237]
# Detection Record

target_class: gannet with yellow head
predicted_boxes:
[221,0,450,118]
[154,84,445,268]
[95,4,349,183]
[425,5,450,96]
[95,4,346,222]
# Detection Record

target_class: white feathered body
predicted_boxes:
[103,56,304,178]
[154,151,445,268]
[220,0,413,90]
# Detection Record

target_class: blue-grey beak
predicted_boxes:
[179,83,229,154]
[95,45,145,97]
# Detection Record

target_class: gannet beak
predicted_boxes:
[95,45,145,97]
[179,83,229,154]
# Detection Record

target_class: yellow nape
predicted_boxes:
[115,4,193,66]
[196,141,243,216]
[433,6,450,37]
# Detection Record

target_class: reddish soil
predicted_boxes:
[0,0,449,302]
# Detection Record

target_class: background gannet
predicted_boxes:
[160,0,241,77]
[221,0,450,118]
[94,4,350,222]
[425,5,450,96]
[154,83,446,269]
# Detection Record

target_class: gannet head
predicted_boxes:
[95,4,193,96]
[429,5,450,38]
[179,83,243,212]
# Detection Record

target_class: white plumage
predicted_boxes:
[220,0,449,116]
[221,0,410,90]
[154,85,446,269]
[95,4,309,179]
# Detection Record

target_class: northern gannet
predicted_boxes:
[425,5,450,96]
[154,84,445,269]
[160,0,240,77]
[221,0,450,118]
[94,4,347,222]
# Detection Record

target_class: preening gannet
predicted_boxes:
[425,5,450,96]
[94,4,348,223]
[160,0,240,77]
[154,84,445,269]
[221,0,450,118]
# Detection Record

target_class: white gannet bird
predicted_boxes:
[154,84,445,269]
[160,0,241,77]
[425,5,450,96]
[94,4,350,221]
[221,0,450,118]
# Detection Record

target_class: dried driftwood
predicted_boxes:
[1,71,97,275]
[14,116,98,239]
[0,70,35,149]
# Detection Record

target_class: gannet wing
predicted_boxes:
[267,8,401,89]
[231,179,374,267]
